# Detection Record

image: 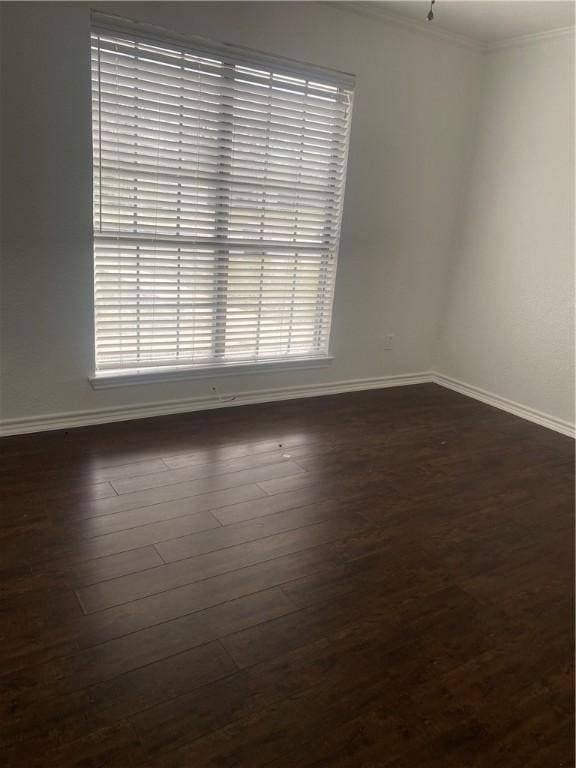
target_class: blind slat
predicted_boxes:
[91,25,353,374]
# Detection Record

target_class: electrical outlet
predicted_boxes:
[383,333,394,350]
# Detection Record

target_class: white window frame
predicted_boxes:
[89,13,354,387]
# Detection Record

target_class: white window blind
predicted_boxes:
[91,15,354,375]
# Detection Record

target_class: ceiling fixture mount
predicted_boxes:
[427,0,436,21]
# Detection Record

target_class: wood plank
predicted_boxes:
[77,547,337,647]
[36,546,165,588]
[0,480,118,506]
[90,458,170,483]
[211,486,346,526]
[155,496,371,563]
[110,450,293,495]
[48,508,224,561]
[77,513,368,613]
[1,642,236,751]
[161,434,326,470]
[78,460,305,518]
[130,590,485,760]
[4,722,145,768]
[1,588,293,718]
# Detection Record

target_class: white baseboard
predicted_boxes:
[0,372,430,437]
[2,370,573,438]
[431,371,575,439]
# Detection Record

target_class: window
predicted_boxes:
[90,14,354,378]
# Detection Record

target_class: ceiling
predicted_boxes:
[350,1,575,44]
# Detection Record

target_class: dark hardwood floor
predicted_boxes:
[1,384,573,767]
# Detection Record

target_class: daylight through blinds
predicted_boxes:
[91,20,354,373]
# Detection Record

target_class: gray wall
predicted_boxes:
[436,35,575,424]
[0,2,482,423]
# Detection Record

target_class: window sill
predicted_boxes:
[89,356,334,390]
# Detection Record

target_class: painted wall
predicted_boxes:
[0,1,482,424]
[436,35,575,425]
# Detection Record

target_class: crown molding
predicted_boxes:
[326,2,575,54]
[489,25,575,51]
[326,1,487,51]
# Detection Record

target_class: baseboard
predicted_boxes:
[0,372,431,437]
[3,370,573,438]
[431,372,575,439]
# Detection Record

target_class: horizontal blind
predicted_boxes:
[91,19,354,374]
